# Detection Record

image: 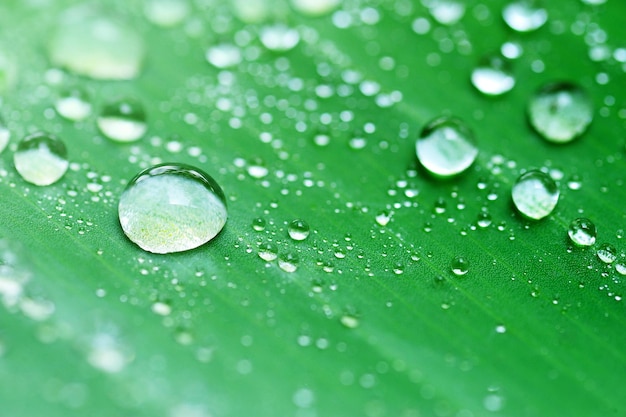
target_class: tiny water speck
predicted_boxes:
[511,170,559,220]
[567,218,596,247]
[502,0,547,32]
[596,243,617,264]
[14,132,69,186]
[118,163,227,254]
[97,98,147,142]
[471,55,515,96]
[528,82,593,143]
[288,219,310,241]
[416,116,478,178]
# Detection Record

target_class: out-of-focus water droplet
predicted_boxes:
[426,0,466,25]
[258,242,278,261]
[0,117,10,154]
[501,41,523,59]
[14,132,69,186]
[502,1,548,32]
[144,0,189,27]
[0,51,17,92]
[151,301,172,316]
[252,217,266,231]
[340,314,359,329]
[375,210,392,226]
[118,163,227,254]
[511,170,559,220]
[288,219,310,241]
[495,325,507,333]
[260,24,300,52]
[87,334,129,373]
[596,243,617,263]
[55,87,92,121]
[581,0,606,5]
[567,174,582,190]
[246,159,269,178]
[313,133,330,147]
[290,0,340,16]
[206,44,242,68]
[567,218,596,247]
[416,116,478,178]
[451,256,469,276]
[97,98,147,142]
[278,252,299,272]
[48,6,145,80]
[471,55,515,96]
[528,82,593,143]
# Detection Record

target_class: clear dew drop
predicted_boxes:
[288,219,310,241]
[0,117,10,154]
[426,0,466,25]
[616,263,626,276]
[258,242,278,261]
[144,0,189,27]
[502,1,548,32]
[48,6,145,80]
[375,210,392,226]
[451,256,469,276]
[416,116,478,178]
[55,87,92,121]
[511,170,559,220]
[278,252,299,273]
[290,0,340,16]
[340,314,359,329]
[596,243,617,264]
[97,98,147,142]
[205,44,242,68]
[477,212,493,228]
[151,301,172,316]
[118,163,227,254]
[528,82,593,144]
[252,217,266,231]
[567,218,596,247]
[260,24,300,52]
[14,132,69,186]
[471,55,515,96]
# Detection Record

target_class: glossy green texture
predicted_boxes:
[1,1,625,417]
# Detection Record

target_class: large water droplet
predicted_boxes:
[471,55,515,96]
[260,24,300,52]
[55,87,92,121]
[118,163,227,254]
[596,243,617,264]
[97,98,147,142]
[416,116,478,178]
[48,6,145,80]
[502,1,548,32]
[14,132,69,186]
[511,170,559,220]
[567,218,596,247]
[288,219,310,241]
[528,82,593,143]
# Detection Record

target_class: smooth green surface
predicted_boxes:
[1,1,625,416]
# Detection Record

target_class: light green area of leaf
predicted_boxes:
[1,1,625,416]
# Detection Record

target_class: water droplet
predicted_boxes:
[0,117,10,154]
[451,256,469,276]
[495,325,506,333]
[87,333,130,373]
[151,301,172,316]
[616,263,626,276]
[14,132,69,186]
[246,159,269,178]
[144,0,189,27]
[118,163,227,254]
[340,314,359,329]
[290,0,340,16]
[252,217,266,231]
[375,210,392,226]
[502,1,548,32]
[288,219,310,241]
[596,243,617,263]
[278,252,299,273]
[97,98,147,142]
[511,170,559,220]
[313,133,331,147]
[48,6,145,80]
[416,116,478,178]
[205,44,242,68]
[567,174,582,190]
[54,87,92,121]
[258,242,278,261]
[477,212,493,228]
[427,0,466,25]
[528,82,593,143]
[567,218,596,247]
[471,55,515,96]
[260,24,300,52]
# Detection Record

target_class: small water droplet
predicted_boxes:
[495,325,507,333]
[55,87,92,121]
[252,217,266,231]
[260,24,300,52]
[427,0,466,25]
[451,256,469,276]
[278,252,299,272]
[0,117,10,154]
[616,263,626,276]
[340,314,359,329]
[14,132,69,186]
[118,163,227,254]
[416,116,478,178]
[471,55,515,96]
[258,242,278,261]
[567,174,582,190]
[288,219,310,241]
[567,218,596,247]
[246,159,269,178]
[502,0,548,32]
[144,0,189,27]
[97,98,147,142]
[511,170,559,220]
[375,210,392,226]
[528,82,593,143]
[596,243,617,263]
[477,212,493,228]
[151,301,172,316]
[205,44,242,68]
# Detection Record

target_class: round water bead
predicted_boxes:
[97,98,147,142]
[144,0,189,27]
[55,87,92,121]
[260,24,300,52]
[596,243,617,263]
[528,82,593,143]
[48,5,145,80]
[14,132,69,186]
[416,116,478,178]
[567,218,596,247]
[471,55,515,96]
[118,163,227,254]
[511,170,559,220]
[502,1,548,32]
[288,219,310,241]
[205,44,242,68]
[290,0,340,16]
[451,256,469,276]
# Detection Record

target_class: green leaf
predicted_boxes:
[1,1,625,416]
